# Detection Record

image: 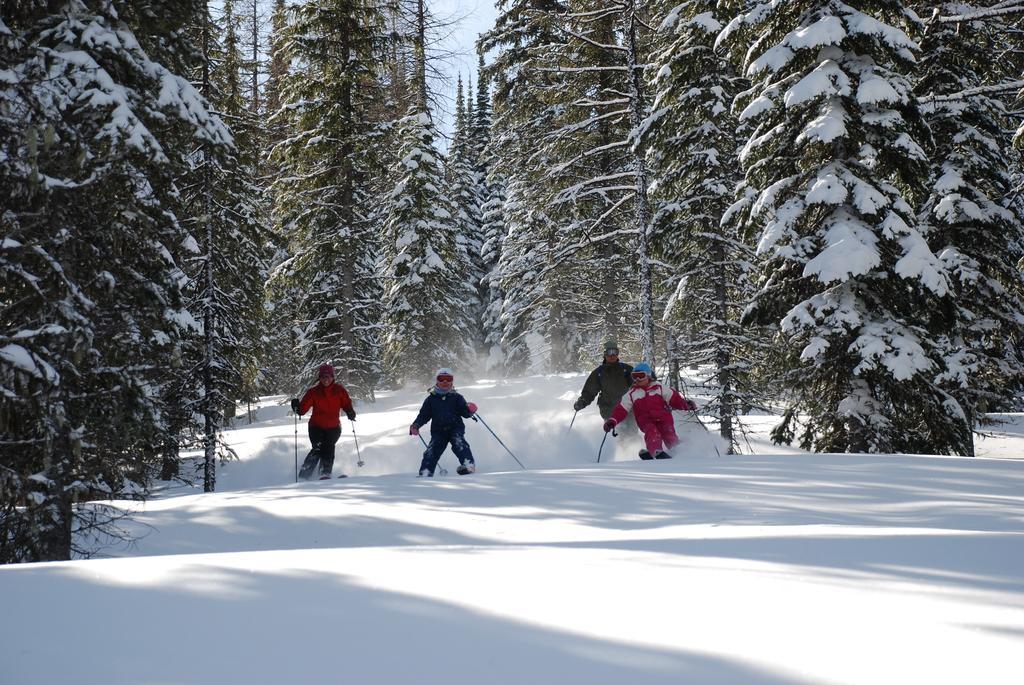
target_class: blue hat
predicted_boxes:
[633,362,653,375]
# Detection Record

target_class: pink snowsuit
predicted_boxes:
[610,382,689,455]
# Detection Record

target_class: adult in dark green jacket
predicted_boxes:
[573,341,634,420]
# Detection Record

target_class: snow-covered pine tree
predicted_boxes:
[173,0,271,491]
[645,0,754,452]
[482,0,610,373]
[381,108,474,383]
[269,0,388,399]
[914,3,1024,453]
[479,169,509,372]
[470,52,508,372]
[379,0,476,384]
[183,0,271,488]
[0,0,231,561]
[446,76,488,359]
[525,0,661,364]
[723,0,972,455]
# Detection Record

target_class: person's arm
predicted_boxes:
[339,385,356,420]
[455,393,476,418]
[298,388,314,416]
[411,397,432,429]
[575,368,600,409]
[665,386,696,411]
[605,391,635,430]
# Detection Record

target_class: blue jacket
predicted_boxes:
[413,388,473,434]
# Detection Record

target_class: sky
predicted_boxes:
[2,372,1023,684]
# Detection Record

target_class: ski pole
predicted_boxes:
[417,433,447,476]
[473,412,526,470]
[293,411,299,483]
[351,419,364,467]
[566,410,579,435]
[688,409,722,458]
[597,426,617,463]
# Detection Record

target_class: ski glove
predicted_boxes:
[682,399,697,411]
[346,409,357,421]
[573,399,586,412]
[409,425,419,436]
[466,402,478,414]
[290,398,300,413]
[603,418,616,433]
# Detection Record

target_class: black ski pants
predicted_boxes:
[299,424,341,479]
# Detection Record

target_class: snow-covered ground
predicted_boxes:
[2,374,1023,684]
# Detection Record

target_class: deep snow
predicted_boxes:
[2,373,1023,685]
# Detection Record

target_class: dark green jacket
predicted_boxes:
[576,361,634,419]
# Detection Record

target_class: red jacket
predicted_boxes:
[299,382,354,429]
[610,382,687,426]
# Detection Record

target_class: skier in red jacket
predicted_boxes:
[603,362,696,460]
[290,364,356,479]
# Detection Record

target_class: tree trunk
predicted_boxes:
[712,239,735,453]
[623,0,655,364]
[201,2,217,493]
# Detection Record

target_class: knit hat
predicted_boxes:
[318,364,335,379]
[603,340,619,355]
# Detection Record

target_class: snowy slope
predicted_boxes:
[2,374,1023,685]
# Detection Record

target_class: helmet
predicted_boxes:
[632,362,653,378]
[318,364,335,379]
[435,367,454,379]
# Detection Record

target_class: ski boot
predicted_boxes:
[654,451,673,459]
[639,449,653,460]
[456,461,476,475]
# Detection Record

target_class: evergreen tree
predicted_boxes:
[269,0,389,399]
[0,0,231,561]
[482,0,598,373]
[645,0,755,452]
[724,0,971,455]
[915,3,1024,452]
[446,78,488,360]
[381,110,474,383]
[380,0,476,384]
[479,170,509,372]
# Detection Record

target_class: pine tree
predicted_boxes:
[269,0,389,398]
[482,0,601,373]
[381,110,474,383]
[724,1,971,455]
[915,3,1024,452]
[479,170,508,371]
[645,0,755,452]
[446,76,487,357]
[0,0,231,561]
[380,0,476,384]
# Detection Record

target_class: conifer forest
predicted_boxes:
[4,0,1024,563]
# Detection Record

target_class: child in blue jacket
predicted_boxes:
[409,368,478,476]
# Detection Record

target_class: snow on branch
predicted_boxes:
[935,1,1024,23]
[919,79,1024,103]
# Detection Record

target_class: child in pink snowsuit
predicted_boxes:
[603,362,696,459]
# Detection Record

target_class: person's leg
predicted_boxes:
[451,432,475,473]
[636,418,664,456]
[300,425,325,480]
[317,426,342,476]
[419,432,450,476]
[654,416,677,458]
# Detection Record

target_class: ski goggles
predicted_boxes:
[604,348,619,356]
[631,371,649,381]
[436,374,454,383]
